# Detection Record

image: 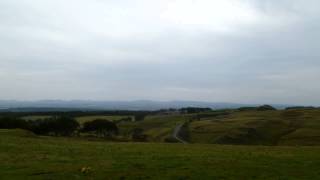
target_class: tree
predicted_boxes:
[180,107,212,114]
[238,107,258,111]
[29,116,79,136]
[0,116,29,129]
[285,106,315,110]
[53,116,80,136]
[81,119,118,137]
[257,105,276,111]
[29,118,53,135]
[238,105,276,111]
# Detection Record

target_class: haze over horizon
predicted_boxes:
[1,0,320,106]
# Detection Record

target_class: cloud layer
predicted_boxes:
[0,0,320,105]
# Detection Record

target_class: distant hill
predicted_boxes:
[0,100,292,112]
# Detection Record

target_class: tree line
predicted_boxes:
[0,116,119,138]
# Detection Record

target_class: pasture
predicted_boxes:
[0,129,320,179]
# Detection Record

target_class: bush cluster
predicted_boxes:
[29,116,79,136]
[81,119,118,137]
[0,116,29,129]
[0,116,118,138]
[180,107,212,114]
[238,105,276,111]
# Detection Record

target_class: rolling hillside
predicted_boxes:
[189,108,320,145]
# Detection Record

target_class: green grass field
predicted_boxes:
[0,129,320,179]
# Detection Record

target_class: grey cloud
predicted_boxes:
[0,0,319,105]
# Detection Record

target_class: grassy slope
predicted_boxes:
[190,109,320,145]
[0,129,320,179]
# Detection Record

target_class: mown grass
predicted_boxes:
[0,129,320,179]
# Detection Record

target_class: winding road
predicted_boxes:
[173,123,188,144]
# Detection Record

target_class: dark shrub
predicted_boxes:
[180,107,212,114]
[238,107,258,111]
[285,106,315,110]
[238,105,276,111]
[29,116,79,136]
[81,119,118,137]
[53,116,80,136]
[0,116,29,129]
[257,105,276,111]
[29,119,52,135]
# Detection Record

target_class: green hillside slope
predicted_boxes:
[189,109,320,145]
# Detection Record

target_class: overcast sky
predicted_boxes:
[0,0,320,105]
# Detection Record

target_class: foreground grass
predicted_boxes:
[1,130,320,179]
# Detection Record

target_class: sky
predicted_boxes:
[0,0,320,105]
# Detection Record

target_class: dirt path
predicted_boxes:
[173,124,188,144]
